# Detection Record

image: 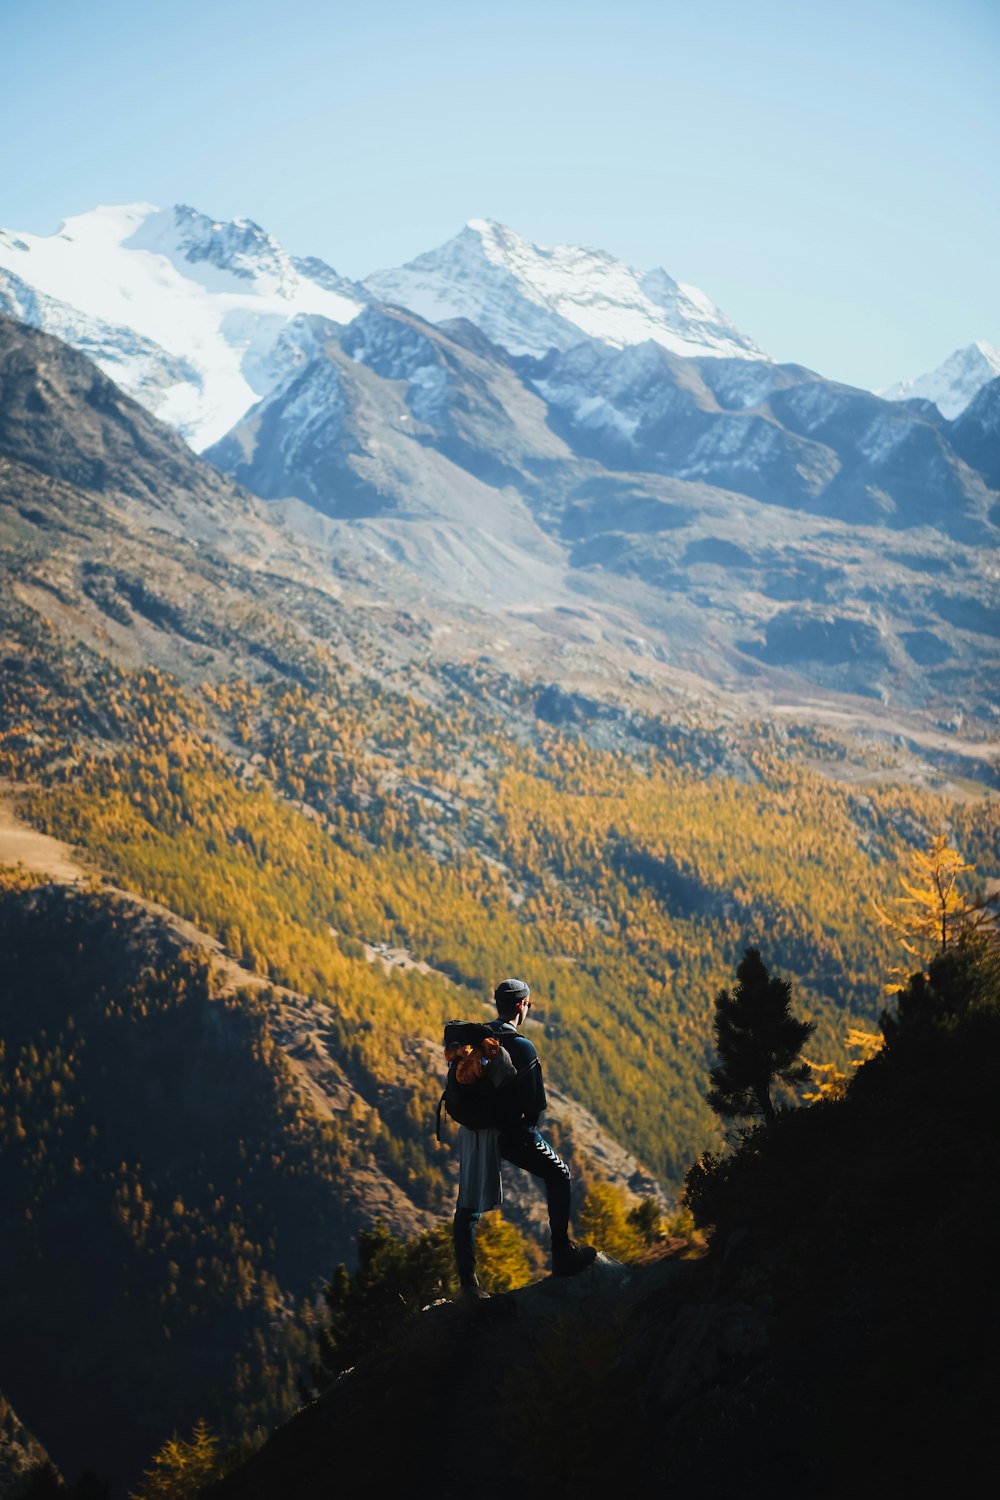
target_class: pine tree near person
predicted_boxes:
[708,948,814,1123]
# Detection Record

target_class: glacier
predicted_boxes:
[0,204,367,450]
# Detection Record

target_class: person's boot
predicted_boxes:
[551,1238,597,1277]
[460,1272,490,1300]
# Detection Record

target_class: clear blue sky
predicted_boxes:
[3,0,998,389]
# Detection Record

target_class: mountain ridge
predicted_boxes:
[364,216,766,361]
[0,204,367,449]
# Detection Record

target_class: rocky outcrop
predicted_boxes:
[207,1249,789,1500]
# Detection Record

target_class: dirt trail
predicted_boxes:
[0,785,277,991]
[0,790,91,883]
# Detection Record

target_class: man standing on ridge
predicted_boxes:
[452,977,596,1298]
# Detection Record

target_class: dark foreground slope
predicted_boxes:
[0,875,425,1491]
[212,942,1000,1500]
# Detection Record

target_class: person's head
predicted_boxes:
[494,977,530,1026]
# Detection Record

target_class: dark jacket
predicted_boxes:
[494,1021,546,1130]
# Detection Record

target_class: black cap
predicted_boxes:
[494,978,530,1007]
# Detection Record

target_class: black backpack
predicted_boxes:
[435,1019,513,1139]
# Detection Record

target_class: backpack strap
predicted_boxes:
[435,1089,447,1142]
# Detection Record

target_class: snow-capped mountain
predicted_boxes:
[0,204,366,448]
[879,340,1000,419]
[364,219,767,362]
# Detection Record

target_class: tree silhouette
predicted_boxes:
[708,948,814,1123]
[881,932,1000,1052]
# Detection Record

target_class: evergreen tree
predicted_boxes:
[707,948,814,1123]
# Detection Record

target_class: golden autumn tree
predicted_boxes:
[475,1212,535,1291]
[803,1026,884,1102]
[874,834,997,987]
[129,1419,219,1500]
[577,1181,644,1262]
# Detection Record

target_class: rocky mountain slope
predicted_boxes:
[0,1395,57,1499]
[203,302,1000,728]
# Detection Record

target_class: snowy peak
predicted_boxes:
[0,203,367,449]
[879,340,1000,420]
[126,204,302,297]
[364,219,768,363]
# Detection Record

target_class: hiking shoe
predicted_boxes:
[551,1239,597,1277]
[460,1275,490,1300]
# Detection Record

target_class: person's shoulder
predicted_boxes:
[502,1031,538,1064]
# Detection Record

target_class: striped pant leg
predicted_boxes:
[499,1127,571,1241]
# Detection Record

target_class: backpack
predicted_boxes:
[435,1019,517,1139]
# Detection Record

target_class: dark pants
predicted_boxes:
[453,1126,571,1280]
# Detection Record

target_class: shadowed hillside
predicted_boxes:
[210,939,1000,1500]
[0,874,424,1489]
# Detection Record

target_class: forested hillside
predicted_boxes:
[3,318,998,1199]
[2,317,998,1493]
[0,875,397,1488]
[8,619,998,1202]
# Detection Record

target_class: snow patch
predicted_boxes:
[858,414,908,465]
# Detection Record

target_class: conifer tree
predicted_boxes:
[707,948,814,1123]
[129,1419,219,1500]
[874,834,998,989]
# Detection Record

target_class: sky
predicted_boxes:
[2,0,998,390]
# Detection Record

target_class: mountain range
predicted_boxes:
[2,205,995,446]
[1,204,998,743]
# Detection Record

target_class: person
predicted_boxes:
[453,976,596,1297]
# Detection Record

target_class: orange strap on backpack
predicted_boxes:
[444,1033,501,1085]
